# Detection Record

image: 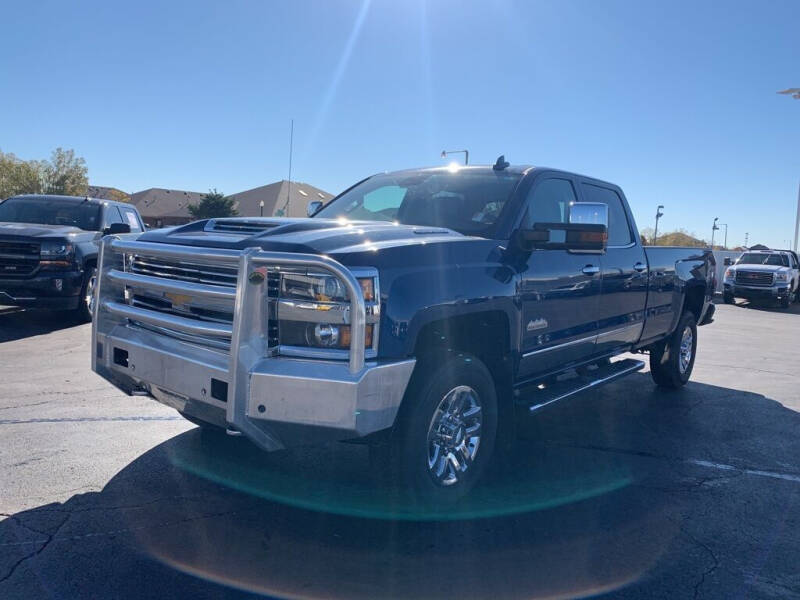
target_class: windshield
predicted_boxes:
[736,253,789,266]
[314,171,522,236]
[0,197,102,231]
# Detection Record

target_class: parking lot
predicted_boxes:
[1,300,799,599]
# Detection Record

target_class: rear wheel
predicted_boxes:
[649,312,697,389]
[371,353,498,505]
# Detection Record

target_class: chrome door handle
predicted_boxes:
[582,265,600,275]
[633,262,647,272]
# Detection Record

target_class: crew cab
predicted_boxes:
[723,249,800,308]
[91,160,715,502]
[0,194,145,321]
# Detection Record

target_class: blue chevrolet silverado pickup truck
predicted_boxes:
[92,159,715,502]
[0,194,145,321]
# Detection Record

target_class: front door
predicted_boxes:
[517,176,602,379]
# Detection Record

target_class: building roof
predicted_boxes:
[230,180,333,218]
[130,188,206,219]
[87,185,129,201]
[130,181,333,220]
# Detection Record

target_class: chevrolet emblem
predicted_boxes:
[164,292,193,308]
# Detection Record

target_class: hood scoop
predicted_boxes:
[206,219,282,234]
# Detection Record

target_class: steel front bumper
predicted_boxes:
[0,270,83,309]
[91,240,415,451]
[725,283,790,300]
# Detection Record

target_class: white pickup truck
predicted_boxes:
[723,249,800,308]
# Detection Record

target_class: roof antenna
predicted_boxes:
[493,155,510,171]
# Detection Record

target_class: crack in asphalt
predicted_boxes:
[0,401,51,412]
[0,512,70,585]
[681,527,720,600]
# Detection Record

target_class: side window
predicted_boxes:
[522,178,576,229]
[580,184,633,246]
[103,206,124,228]
[120,207,143,232]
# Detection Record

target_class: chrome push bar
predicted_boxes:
[95,238,367,374]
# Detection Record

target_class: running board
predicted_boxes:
[522,358,645,413]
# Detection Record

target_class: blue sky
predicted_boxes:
[1,0,798,248]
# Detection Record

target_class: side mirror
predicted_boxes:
[723,257,733,266]
[514,202,608,253]
[307,200,323,217]
[104,223,131,236]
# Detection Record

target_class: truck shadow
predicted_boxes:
[3,375,800,599]
[0,309,86,343]
[726,299,800,314]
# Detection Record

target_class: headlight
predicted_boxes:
[40,241,75,267]
[724,268,735,280]
[775,272,788,282]
[276,271,378,353]
[280,272,374,302]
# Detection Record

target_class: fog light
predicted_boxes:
[53,278,63,291]
[309,323,340,347]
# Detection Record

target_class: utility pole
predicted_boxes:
[722,223,728,249]
[744,232,749,248]
[777,90,799,252]
[711,217,719,249]
[653,205,664,245]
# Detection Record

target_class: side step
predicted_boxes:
[521,358,645,413]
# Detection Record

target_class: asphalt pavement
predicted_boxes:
[1,300,799,599]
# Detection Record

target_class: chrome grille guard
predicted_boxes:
[92,238,367,375]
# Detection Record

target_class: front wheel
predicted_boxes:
[780,292,792,309]
[74,266,97,323]
[723,292,734,304]
[649,312,697,389]
[372,353,498,505]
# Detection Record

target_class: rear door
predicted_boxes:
[578,181,647,355]
[517,175,602,378]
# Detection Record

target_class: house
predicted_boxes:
[130,188,206,228]
[87,185,130,203]
[131,180,333,228]
[229,180,332,219]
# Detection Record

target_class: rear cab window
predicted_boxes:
[580,183,634,246]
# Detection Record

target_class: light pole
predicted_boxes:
[722,223,728,249]
[259,199,265,217]
[441,149,469,165]
[744,232,749,248]
[777,89,800,252]
[653,205,664,245]
[711,217,719,249]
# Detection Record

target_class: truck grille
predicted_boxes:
[0,241,40,278]
[735,270,773,287]
[123,253,279,351]
[130,255,238,287]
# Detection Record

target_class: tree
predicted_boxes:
[41,148,88,196]
[188,189,238,219]
[0,150,42,198]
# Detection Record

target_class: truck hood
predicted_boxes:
[138,218,476,256]
[0,222,97,240]
[732,263,790,273]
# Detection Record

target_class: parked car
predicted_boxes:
[0,194,145,321]
[91,160,715,503]
[723,249,800,308]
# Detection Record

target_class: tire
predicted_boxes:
[780,294,791,309]
[74,266,97,323]
[372,352,498,505]
[649,312,697,389]
[723,292,734,304]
